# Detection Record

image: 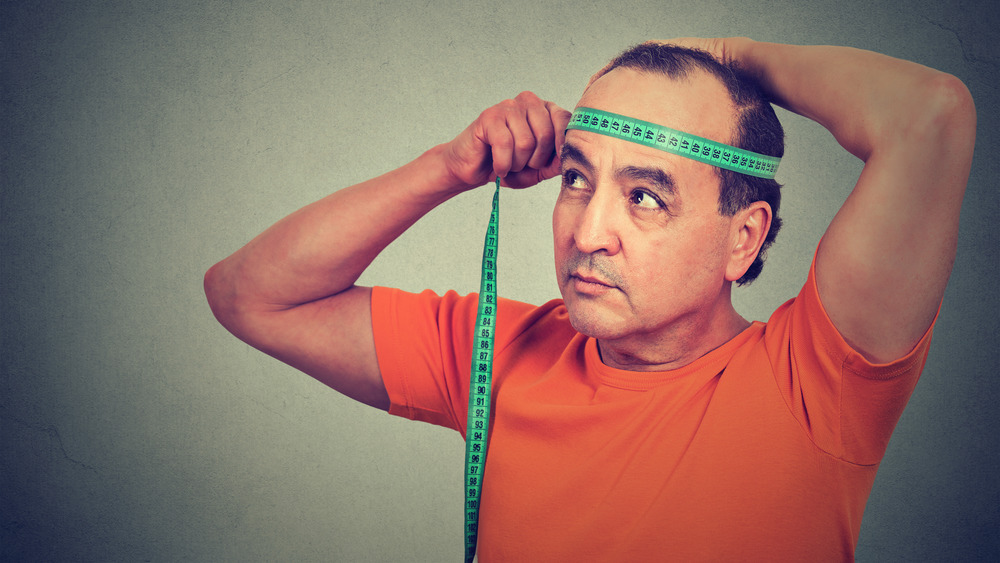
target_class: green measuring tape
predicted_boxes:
[464,177,500,562]
[567,107,781,179]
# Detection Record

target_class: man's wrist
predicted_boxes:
[727,37,765,77]
[409,143,477,205]
[725,36,755,63]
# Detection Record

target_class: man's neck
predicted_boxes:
[596,303,751,372]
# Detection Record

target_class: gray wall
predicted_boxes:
[2,1,997,561]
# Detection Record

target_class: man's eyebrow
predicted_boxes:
[617,165,677,199]
[561,141,679,200]
[560,142,593,172]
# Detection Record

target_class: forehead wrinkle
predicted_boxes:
[562,137,684,205]
[560,141,593,173]
[616,165,677,198]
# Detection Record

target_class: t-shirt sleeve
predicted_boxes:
[370,287,472,431]
[764,255,936,465]
[370,286,537,434]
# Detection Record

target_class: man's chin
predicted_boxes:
[565,302,629,340]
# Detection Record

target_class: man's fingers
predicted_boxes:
[549,102,571,149]
[505,100,537,175]
[467,92,568,187]
[525,102,556,171]
[540,102,571,179]
[476,104,514,179]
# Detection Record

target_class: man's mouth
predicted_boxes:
[570,271,617,295]
[573,272,612,285]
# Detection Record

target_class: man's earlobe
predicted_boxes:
[725,202,772,282]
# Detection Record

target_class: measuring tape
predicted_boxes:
[464,177,500,562]
[567,107,781,179]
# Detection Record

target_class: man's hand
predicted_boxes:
[442,91,570,190]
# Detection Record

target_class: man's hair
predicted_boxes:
[600,43,785,285]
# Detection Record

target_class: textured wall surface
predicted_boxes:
[2,1,997,561]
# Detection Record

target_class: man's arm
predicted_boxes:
[681,38,975,363]
[204,92,569,409]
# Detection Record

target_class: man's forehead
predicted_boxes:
[563,128,693,184]
[577,67,736,147]
[562,129,687,169]
[561,128,729,206]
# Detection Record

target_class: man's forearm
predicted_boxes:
[735,38,968,161]
[205,143,464,321]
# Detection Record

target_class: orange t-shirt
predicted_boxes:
[371,258,933,562]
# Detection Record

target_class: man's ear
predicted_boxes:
[725,201,772,282]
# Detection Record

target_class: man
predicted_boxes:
[204,37,975,560]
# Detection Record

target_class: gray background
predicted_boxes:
[2,0,997,561]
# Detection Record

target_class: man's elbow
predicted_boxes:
[913,72,976,146]
[204,261,248,336]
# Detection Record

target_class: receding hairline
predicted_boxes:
[581,66,743,155]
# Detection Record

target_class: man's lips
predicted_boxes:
[572,272,614,286]
[570,271,618,294]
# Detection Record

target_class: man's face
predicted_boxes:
[553,68,740,345]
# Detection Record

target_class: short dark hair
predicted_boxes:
[600,43,784,285]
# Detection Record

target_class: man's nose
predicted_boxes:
[574,190,621,256]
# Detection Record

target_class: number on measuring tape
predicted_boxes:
[464,178,500,562]
[567,107,781,178]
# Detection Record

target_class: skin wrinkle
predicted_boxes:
[552,67,754,371]
[587,45,784,286]
[562,141,679,199]
[560,250,628,292]
[618,165,677,198]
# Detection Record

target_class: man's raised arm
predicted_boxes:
[685,38,975,363]
[204,92,570,409]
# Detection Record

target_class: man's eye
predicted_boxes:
[562,171,586,190]
[629,190,662,209]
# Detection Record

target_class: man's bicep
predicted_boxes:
[815,76,974,363]
[242,286,389,410]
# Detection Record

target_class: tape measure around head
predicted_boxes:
[464,177,500,563]
[566,107,781,179]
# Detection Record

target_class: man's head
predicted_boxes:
[593,43,785,284]
[552,43,784,351]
